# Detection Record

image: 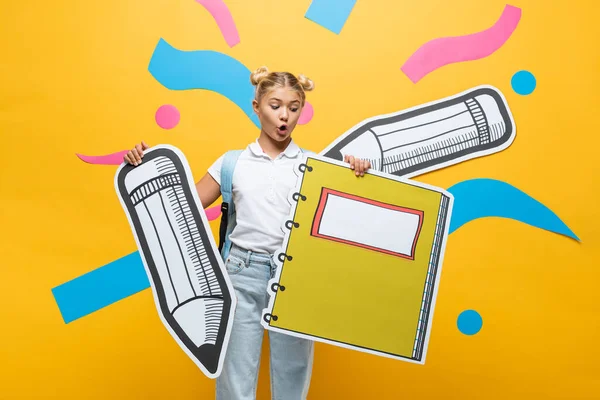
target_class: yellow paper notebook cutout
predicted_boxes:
[262,156,453,363]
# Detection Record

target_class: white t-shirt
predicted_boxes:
[208,138,313,254]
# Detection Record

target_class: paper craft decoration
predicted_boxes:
[261,155,453,363]
[76,150,129,165]
[114,145,236,379]
[304,0,357,34]
[400,5,522,83]
[320,85,515,178]
[195,0,240,48]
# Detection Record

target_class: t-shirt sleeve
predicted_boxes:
[207,154,225,185]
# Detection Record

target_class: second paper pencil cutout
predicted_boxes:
[262,155,453,364]
[115,145,236,379]
[320,85,515,178]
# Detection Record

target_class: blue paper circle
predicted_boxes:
[511,70,536,95]
[457,310,483,335]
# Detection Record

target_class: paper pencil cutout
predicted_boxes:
[320,85,515,178]
[114,145,236,379]
[262,155,453,363]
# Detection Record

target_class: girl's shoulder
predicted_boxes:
[299,147,316,156]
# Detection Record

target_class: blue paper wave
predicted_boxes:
[53,178,579,323]
[148,38,260,127]
[447,178,579,240]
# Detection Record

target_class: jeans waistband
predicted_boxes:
[230,244,273,266]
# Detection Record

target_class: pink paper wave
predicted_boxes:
[401,5,522,83]
[76,150,128,165]
[196,0,240,48]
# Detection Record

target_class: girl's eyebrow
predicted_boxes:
[269,97,300,104]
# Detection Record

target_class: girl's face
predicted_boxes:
[253,86,303,143]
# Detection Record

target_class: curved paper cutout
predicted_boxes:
[447,178,579,240]
[148,38,260,127]
[114,145,236,378]
[76,150,128,165]
[147,38,314,128]
[401,5,522,83]
[195,0,240,47]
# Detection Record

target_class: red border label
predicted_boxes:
[311,188,424,260]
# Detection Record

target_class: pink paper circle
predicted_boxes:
[298,101,314,125]
[155,105,180,129]
[205,205,222,221]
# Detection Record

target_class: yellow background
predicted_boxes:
[1,0,598,399]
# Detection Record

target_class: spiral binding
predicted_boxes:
[278,253,293,262]
[271,282,286,292]
[266,162,314,326]
[298,163,313,173]
[263,313,278,323]
[285,220,300,230]
[292,192,307,202]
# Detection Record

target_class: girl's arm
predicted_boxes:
[195,173,221,209]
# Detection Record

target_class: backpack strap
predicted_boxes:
[300,147,315,156]
[218,149,243,261]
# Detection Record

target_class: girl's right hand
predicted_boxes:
[124,141,150,166]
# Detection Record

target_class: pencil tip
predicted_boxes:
[196,343,221,374]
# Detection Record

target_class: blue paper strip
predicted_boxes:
[51,252,149,323]
[53,178,578,323]
[148,38,260,127]
[305,0,357,34]
[447,178,579,240]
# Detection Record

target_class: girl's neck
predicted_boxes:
[258,131,292,159]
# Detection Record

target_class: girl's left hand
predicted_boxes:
[344,155,372,177]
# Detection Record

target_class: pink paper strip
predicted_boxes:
[76,150,128,165]
[401,5,522,83]
[196,0,240,48]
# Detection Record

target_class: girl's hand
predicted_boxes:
[124,141,150,166]
[344,155,372,177]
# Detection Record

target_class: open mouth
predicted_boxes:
[277,125,288,134]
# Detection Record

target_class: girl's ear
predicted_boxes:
[252,99,259,115]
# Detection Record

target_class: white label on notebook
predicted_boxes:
[311,188,423,259]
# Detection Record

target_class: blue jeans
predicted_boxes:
[216,244,314,400]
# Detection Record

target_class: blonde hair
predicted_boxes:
[250,66,314,106]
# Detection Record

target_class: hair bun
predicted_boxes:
[297,74,315,92]
[250,66,270,86]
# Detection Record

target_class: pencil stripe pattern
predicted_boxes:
[320,86,515,178]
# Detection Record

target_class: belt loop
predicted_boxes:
[245,249,251,266]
